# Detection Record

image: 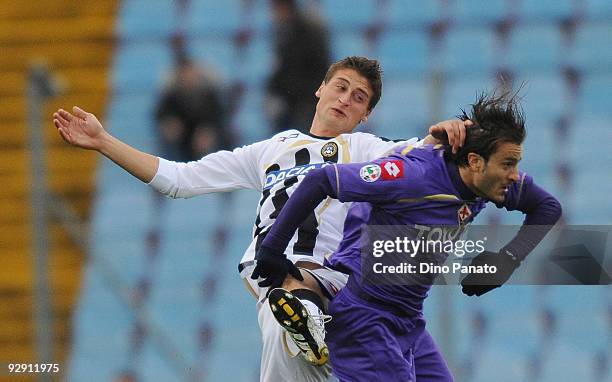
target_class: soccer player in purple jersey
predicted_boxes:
[252,92,562,381]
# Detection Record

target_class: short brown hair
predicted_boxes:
[323,56,383,111]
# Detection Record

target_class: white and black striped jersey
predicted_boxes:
[148,129,419,270]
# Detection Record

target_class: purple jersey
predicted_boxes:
[325,144,530,315]
[261,142,560,315]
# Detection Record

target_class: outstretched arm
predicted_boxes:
[53,106,159,183]
[461,175,562,296]
[251,168,337,288]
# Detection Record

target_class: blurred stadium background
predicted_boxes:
[1,0,611,381]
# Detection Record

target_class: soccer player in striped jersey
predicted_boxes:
[53,56,470,382]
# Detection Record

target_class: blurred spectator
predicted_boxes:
[266,0,331,133]
[155,54,232,162]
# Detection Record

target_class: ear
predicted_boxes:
[361,109,371,123]
[315,81,325,98]
[467,153,484,172]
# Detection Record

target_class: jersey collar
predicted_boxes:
[446,161,478,201]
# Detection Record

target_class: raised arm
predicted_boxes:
[424,119,473,153]
[53,107,159,183]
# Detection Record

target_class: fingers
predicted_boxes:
[53,111,70,127]
[56,124,72,144]
[250,266,262,280]
[258,277,274,288]
[448,126,459,153]
[456,122,466,152]
[258,275,282,289]
[287,262,304,281]
[72,106,88,118]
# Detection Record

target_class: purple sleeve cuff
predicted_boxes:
[261,168,337,254]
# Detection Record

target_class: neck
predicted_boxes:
[309,113,342,138]
[458,165,483,198]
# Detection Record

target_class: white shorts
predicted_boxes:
[240,263,346,382]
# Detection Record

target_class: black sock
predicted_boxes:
[290,288,325,312]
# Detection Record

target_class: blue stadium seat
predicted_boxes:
[522,118,556,175]
[450,0,508,25]
[570,22,612,72]
[186,0,243,36]
[240,34,274,85]
[320,0,376,31]
[507,24,563,73]
[371,77,430,138]
[117,0,177,40]
[584,0,612,20]
[441,26,498,75]
[386,0,444,29]
[577,73,612,117]
[566,114,612,166]
[331,31,371,60]
[441,76,496,118]
[517,0,575,22]
[233,86,271,143]
[137,344,189,382]
[378,30,429,78]
[250,0,272,33]
[189,37,237,81]
[518,73,565,121]
[112,42,173,94]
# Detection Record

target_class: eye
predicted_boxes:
[354,93,366,103]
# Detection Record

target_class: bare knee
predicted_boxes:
[282,269,325,301]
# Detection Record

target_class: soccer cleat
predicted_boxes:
[268,288,331,366]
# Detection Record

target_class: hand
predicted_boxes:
[53,106,106,151]
[461,250,520,296]
[251,246,304,289]
[428,119,473,153]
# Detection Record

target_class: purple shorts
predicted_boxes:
[326,287,454,382]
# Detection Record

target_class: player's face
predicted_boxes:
[314,69,373,134]
[472,142,522,203]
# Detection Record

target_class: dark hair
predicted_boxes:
[323,56,383,111]
[446,90,526,166]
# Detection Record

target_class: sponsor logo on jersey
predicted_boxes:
[457,203,472,224]
[380,160,404,180]
[264,162,332,189]
[320,142,338,158]
[360,164,381,182]
[277,133,299,142]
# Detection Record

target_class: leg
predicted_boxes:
[326,288,417,381]
[242,265,335,382]
[257,299,334,382]
[269,265,349,365]
[413,329,455,382]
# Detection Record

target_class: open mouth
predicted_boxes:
[331,107,346,117]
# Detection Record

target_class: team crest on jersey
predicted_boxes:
[457,203,472,224]
[277,133,299,142]
[360,164,381,182]
[380,160,404,180]
[320,142,338,158]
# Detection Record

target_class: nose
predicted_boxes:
[509,167,520,182]
[338,94,350,106]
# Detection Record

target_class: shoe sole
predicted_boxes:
[268,288,329,366]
